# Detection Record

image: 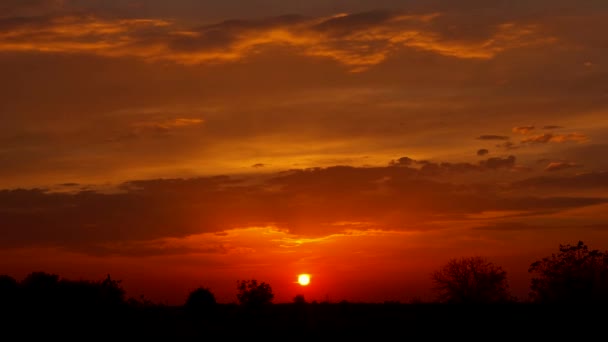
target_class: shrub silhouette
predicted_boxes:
[18,272,125,311]
[293,294,307,304]
[60,274,125,309]
[528,241,608,303]
[432,256,512,303]
[20,271,61,308]
[185,287,217,316]
[236,279,274,309]
[0,275,19,308]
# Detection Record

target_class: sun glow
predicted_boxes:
[297,274,311,286]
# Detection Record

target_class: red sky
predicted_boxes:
[1,0,608,304]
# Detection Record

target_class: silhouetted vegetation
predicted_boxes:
[185,286,217,317]
[3,242,608,337]
[432,256,513,303]
[293,294,307,304]
[236,279,274,309]
[529,241,608,303]
[0,274,18,307]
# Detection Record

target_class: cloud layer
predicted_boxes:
[1,156,606,255]
[0,10,554,71]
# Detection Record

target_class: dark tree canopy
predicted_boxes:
[185,287,217,316]
[0,275,19,306]
[16,272,125,310]
[293,294,307,304]
[236,279,274,308]
[432,257,512,304]
[528,241,608,303]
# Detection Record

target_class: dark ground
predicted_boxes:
[2,302,606,339]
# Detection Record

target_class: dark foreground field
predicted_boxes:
[3,302,606,339]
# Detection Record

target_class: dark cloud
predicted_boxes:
[543,125,563,130]
[495,141,518,150]
[311,10,397,36]
[585,223,608,231]
[477,149,489,156]
[472,222,543,231]
[477,135,509,140]
[389,156,415,167]
[390,155,517,175]
[0,0,64,17]
[473,221,607,231]
[252,163,265,168]
[0,9,555,71]
[560,144,608,170]
[479,155,516,170]
[512,171,608,189]
[2,157,605,255]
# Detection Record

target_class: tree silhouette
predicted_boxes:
[431,256,512,304]
[236,279,274,309]
[98,274,126,306]
[20,271,61,308]
[0,275,19,308]
[293,294,307,304]
[185,287,217,316]
[528,241,608,303]
[21,271,60,290]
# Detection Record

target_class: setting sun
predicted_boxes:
[298,274,311,286]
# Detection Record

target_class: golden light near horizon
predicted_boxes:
[298,274,311,286]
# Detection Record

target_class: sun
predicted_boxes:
[297,274,311,286]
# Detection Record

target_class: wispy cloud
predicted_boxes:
[477,135,509,141]
[512,126,535,134]
[0,10,555,71]
[521,133,589,144]
[544,161,581,172]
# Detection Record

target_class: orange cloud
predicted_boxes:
[545,162,581,172]
[130,118,203,133]
[3,159,606,255]
[521,133,589,144]
[512,126,535,134]
[0,11,555,71]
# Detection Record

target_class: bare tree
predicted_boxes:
[432,257,512,303]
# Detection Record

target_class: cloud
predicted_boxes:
[472,222,542,231]
[4,155,602,255]
[132,118,203,130]
[479,155,516,170]
[252,163,265,168]
[477,135,509,140]
[544,161,581,172]
[389,156,415,167]
[495,141,518,150]
[0,10,555,71]
[521,133,589,144]
[390,155,517,175]
[512,171,608,189]
[0,0,65,17]
[476,149,489,156]
[472,221,604,231]
[543,125,563,130]
[512,126,535,134]
[118,117,204,138]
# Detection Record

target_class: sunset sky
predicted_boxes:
[1,0,608,304]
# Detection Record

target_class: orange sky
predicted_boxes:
[1,0,608,304]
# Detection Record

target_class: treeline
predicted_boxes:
[432,240,608,304]
[2,240,608,313]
